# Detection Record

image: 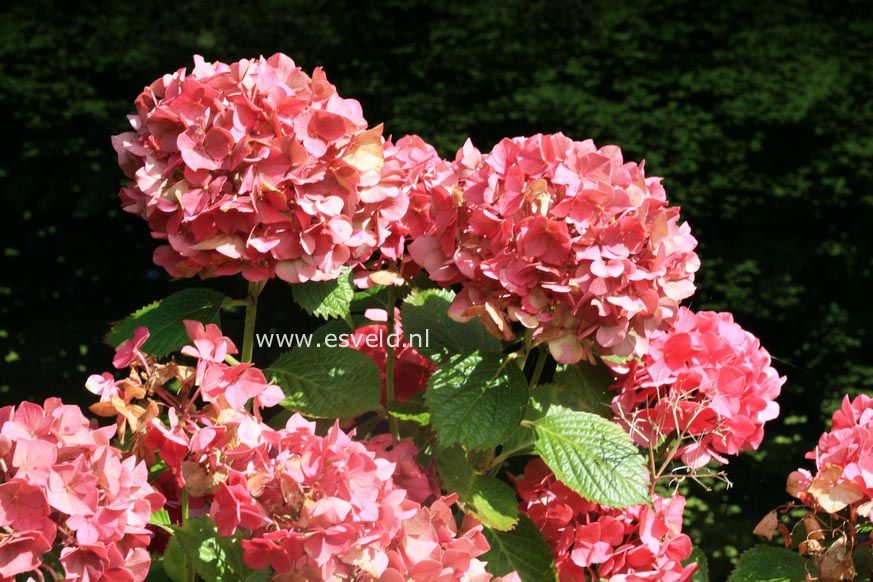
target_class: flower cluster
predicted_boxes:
[93,322,515,581]
[209,415,509,581]
[113,53,403,283]
[612,307,784,469]
[0,399,164,581]
[787,394,873,514]
[408,134,700,363]
[515,459,696,582]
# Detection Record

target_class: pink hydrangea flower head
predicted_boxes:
[407,134,700,362]
[787,394,873,513]
[515,459,696,582]
[113,54,399,283]
[0,399,165,581]
[612,307,784,469]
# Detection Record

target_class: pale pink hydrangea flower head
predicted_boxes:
[113,54,407,283]
[407,133,700,363]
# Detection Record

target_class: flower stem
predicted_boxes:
[529,346,548,388]
[385,287,400,440]
[181,488,195,582]
[241,281,264,364]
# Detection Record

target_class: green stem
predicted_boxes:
[241,281,264,364]
[529,345,548,388]
[181,488,190,523]
[181,488,195,582]
[385,287,400,440]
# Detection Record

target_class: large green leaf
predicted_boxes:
[499,382,584,460]
[727,546,807,582]
[552,360,616,418]
[482,515,558,582]
[401,288,502,363]
[164,517,254,582]
[532,406,649,507]
[436,446,519,530]
[426,351,528,450]
[267,346,382,417]
[291,267,354,320]
[104,288,228,358]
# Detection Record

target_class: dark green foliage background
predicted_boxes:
[1,0,871,578]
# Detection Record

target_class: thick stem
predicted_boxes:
[385,287,400,440]
[241,281,264,364]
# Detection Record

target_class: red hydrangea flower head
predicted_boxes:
[612,307,784,469]
[787,394,873,513]
[407,134,700,363]
[113,53,399,283]
[0,399,164,581]
[342,308,438,403]
[515,459,696,582]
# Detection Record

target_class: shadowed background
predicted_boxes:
[1,0,871,578]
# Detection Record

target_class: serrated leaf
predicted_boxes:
[482,514,558,582]
[401,289,502,363]
[687,547,709,582]
[552,361,616,418]
[291,267,354,319]
[166,517,254,582]
[267,346,381,417]
[436,446,519,530]
[532,406,648,508]
[426,352,528,450]
[105,288,228,357]
[727,546,807,582]
[499,383,567,459]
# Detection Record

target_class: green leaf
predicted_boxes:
[687,547,710,582]
[310,316,367,346]
[401,288,502,363]
[727,546,807,582]
[267,346,382,417]
[104,288,228,357]
[532,406,649,508]
[162,528,193,582]
[552,360,617,418]
[149,508,172,531]
[499,383,576,459]
[426,352,528,450]
[482,514,558,582]
[388,399,431,426]
[436,446,519,530]
[291,267,354,319]
[144,559,173,582]
[166,517,254,582]
[350,284,387,312]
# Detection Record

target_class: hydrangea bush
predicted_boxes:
[2,52,861,581]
